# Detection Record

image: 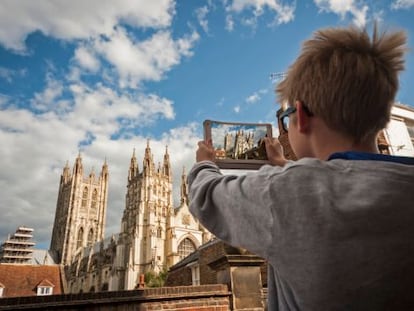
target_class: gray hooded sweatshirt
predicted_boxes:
[188,154,414,310]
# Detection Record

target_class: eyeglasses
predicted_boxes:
[279,106,297,132]
[278,105,313,132]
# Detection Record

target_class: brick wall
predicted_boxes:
[165,265,192,286]
[0,284,230,311]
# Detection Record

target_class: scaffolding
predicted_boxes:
[0,226,35,264]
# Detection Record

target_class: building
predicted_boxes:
[0,264,64,298]
[0,227,35,264]
[385,103,414,156]
[0,227,64,298]
[50,141,211,293]
[49,154,109,266]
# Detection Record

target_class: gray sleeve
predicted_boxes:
[188,161,276,259]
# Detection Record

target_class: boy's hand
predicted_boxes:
[264,137,288,166]
[196,140,215,162]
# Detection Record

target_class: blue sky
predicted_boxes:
[1,0,413,248]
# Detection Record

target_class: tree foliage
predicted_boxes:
[144,269,168,287]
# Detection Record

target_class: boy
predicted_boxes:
[188,25,414,310]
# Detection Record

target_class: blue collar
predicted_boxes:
[328,151,414,165]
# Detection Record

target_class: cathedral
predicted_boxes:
[215,129,256,160]
[49,141,211,293]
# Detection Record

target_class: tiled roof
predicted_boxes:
[0,264,63,297]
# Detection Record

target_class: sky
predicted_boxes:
[1,0,413,249]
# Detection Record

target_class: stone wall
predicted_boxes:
[0,284,230,311]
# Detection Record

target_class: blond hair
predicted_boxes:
[276,25,407,143]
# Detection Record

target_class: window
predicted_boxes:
[157,226,162,238]
[177,238,196,260]
[87,229,94,247]
[77,227,84,249]
[37,286,53,296]
[191,264,200,286]
[81,187,88,209]
[91,189,98,212]
[0,285,4,297]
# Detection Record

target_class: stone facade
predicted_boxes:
[385,103,414,156]
[50,142,210,293]
[49,154,109,266]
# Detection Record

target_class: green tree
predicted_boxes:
[144,269,168,287]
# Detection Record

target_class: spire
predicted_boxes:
[128,148,139,181]
[143,139,154,176]
[89,166,96,179]
[163,145,172,177]
[73,152,83,175]
[101,157,109,179]
[61,160,71,183]
[180,166,188,205]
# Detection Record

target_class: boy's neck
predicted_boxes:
[315,142,379,160]
[310,125,379,160]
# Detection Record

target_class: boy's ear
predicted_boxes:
[295,100,311,134]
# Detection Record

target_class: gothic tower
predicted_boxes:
[165,167,212,268]
[233,130,254,159]
[224,132,233,153]
[49,153,109,265]
[112,142,174,290]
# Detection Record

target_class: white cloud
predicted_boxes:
[246,88,268,104]
[196,6,210,33]
[68,83,175,137]
[0,67,15,82]
[226,0,295,29]
[0,0,175,52]
[74,46,100,72]
[0,67,26,83]
[0,94,9,107]
[314,0,369,27]
[246,93,260,103]
[31,75,64,112]
[216,97,225,106]
[225,15,235,31]
[92,27,199,88]
[234,105,241,113]
[391,0,414,9]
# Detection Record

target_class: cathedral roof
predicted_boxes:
[30,249,57,265]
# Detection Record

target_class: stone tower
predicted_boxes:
[233,130,254,159]
[165,167,210,268]
[49,153,109,265]
[112,142,174,290]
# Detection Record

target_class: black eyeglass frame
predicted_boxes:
[278,104,313,132]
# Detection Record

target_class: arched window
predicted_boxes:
[87,229,94,247]
[157,226,162,238]
[177,238,196,260]
[77,227,84,249]
[91,189,98,212]
[81,187,88,209]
